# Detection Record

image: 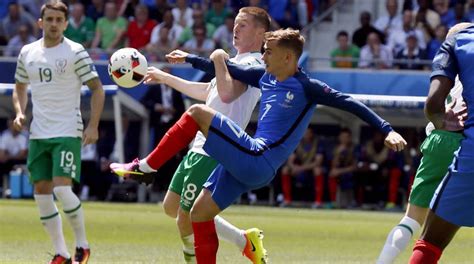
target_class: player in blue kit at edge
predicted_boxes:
[112,28,407,263]
[408,24,474,264]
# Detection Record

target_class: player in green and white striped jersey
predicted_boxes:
[12,1,104,263]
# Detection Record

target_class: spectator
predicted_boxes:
[387,9,426,55]
[413,0,440,41]
[0,116,28,194]
[433,0,454,26]
[357,130,400,208]
[427,24,448,59]
[352,11,385,48]
[0,1,10,19]
[4,24,35,57]
[182,23,216,57]
[125,4,157,51]
[394,32,429,70]
[172,0,194,28]
[86,0,105,22]
[1,2,37,40]
[91,1,128,52]
[446,2,470,28]
[268,0,287,27]
[358,32,393,69]
[118,0,141,19]
[213,14,236,56]
[374,0,403,37]
[148,8,183,54]
[149,0,172,24]
[278,0,302,29]
[467,0,474,22]
[330,30,360,68]
[329,128,357,209]
[177,8,215,47]
[205,0,231,28]
[64,3,95,48]
[18,0,43,19]
[146,26,174,61]
[280,128,325,207]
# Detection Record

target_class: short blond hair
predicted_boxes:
[264,28,305,58]
[447,22,473,37]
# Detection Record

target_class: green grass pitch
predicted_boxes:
[1,200,473,263]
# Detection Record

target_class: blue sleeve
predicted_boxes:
[304,78,393,135]
[185,54,265,88]
[430,34,458,81]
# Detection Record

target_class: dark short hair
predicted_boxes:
[337,31,349,39]
[239,7,271,31]
[264,28,305,58]
[339,127,352,135]
[40,0,68,20]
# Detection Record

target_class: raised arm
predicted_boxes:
[210,49,250,103]
[304,78,406,151]
[144,67,210,101]
[183,54,265,88]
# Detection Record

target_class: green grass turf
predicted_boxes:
[1,200,473,263]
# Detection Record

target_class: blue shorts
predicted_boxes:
[203,113,275,209]
[430,144,474,227]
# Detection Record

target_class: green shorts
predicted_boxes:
[27,137,82,183]
[169,151,218,211]
[409,130,463,207]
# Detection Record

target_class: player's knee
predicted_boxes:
[162,201,178,218]
[187,104,206,118]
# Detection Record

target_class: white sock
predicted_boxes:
[34,194,70,258]
[376,216,421,264]
[214,215,247,251]
[139,159,156,173]
[182,234,195,255]
[54,186,89,248]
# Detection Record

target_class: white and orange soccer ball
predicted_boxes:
[108,48,147,88]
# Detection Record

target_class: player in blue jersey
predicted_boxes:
[408,24,474,264]
[113,28,406,263]
[377,23,469,264]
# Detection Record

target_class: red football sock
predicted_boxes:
[329,177,338,202]
[314,174,324,204]
[192,220,219,264]
[409,239,442,264]
[281,173,292,203]
[146,112,199,170]
[388,168,402,204]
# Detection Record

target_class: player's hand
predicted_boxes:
[144,67,169,85]
[82,125,99,146]
[210,49,229,61]
[384,131,407,152]
[166,49,189,64]
[13,113,26,132]
[443,98,467,131]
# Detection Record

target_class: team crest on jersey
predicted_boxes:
[55,58,67,74]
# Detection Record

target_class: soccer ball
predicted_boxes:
[108,48,148,88]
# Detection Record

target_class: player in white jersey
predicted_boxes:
[12,1,104,264]
[110,7,271,264]
[376,23,470,264]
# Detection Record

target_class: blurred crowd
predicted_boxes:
[330,0,474,70]
[0,0,334,60]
